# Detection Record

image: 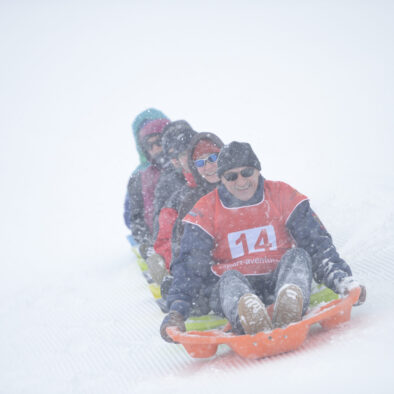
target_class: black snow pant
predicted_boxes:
[209,248,313,334]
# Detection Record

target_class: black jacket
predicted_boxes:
[152,164,186,240]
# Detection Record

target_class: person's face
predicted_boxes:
[170,157,182,169]
[221,166,259,201]
[166,146,182,169]
[194,153,219,183]
[178,150,190,172]
[145,135,163,158]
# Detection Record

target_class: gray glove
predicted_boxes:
[146,253,167,285]
[138,242,153,260]
[336,276,366,306]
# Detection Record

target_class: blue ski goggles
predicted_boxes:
[194,153,218,168]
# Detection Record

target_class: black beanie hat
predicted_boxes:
[162,120,197,159]
[217,141,261,178]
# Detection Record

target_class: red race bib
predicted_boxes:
[183,181,308,276]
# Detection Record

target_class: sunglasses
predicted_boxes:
[223,167,255,182]
[194,153,218,168]
[145,138,162,151]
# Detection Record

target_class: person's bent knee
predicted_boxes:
[219,270,251,288]
[282,248,312,268]
[220,270,245,281]
[283,247,310,260]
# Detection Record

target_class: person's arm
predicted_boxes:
[123,188,132,230]
[167,222,215,315]
[286,200,352,293]
[127,174,152,246]
[154,207,178,270]
[152,168,185,241]
[151,174,169,241]
[160,222,214,342]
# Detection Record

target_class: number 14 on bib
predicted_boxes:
[227,225,278,258]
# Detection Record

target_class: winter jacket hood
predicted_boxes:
[187,132,224,189]
[131,109,170,174]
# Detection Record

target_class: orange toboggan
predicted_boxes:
[167,287,361,359]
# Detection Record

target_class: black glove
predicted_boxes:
[160,311,186,343]
[354,284,367,306]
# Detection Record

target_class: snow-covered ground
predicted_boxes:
[1,1,394,393]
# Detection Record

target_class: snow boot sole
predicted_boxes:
[237,293,273,335]
[272,284,303,328]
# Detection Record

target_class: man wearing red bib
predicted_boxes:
[160,142,366,341]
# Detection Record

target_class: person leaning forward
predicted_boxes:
[160,141,366,342]
[124,112,170,259]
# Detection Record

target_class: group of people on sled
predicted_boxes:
[124,108,366,343]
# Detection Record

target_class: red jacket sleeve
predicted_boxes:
[154,207,178,270]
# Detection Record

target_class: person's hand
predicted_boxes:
[138,242,153,260]
[336,276,366,306]
[354,284,366,306]
[160,311,186,343]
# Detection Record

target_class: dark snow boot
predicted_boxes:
[237,293,273,335]
[156,298,169,313]
[272,284,303,328]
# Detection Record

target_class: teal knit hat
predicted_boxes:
[132,108,169,134]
